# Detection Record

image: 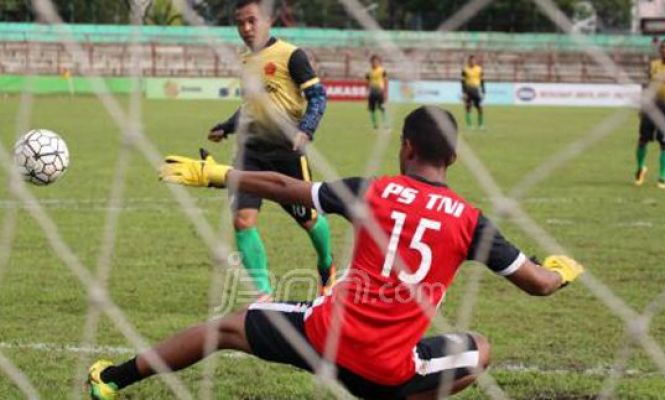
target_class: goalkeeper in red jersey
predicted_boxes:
[88,106,583,400]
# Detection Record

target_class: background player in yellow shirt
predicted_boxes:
[366,55,387,129]
[461,55,485,129]
[207,0,334,298]
[635,41,665,189]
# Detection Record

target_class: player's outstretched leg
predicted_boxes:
[234,209,272,298]
[88,310,250,399]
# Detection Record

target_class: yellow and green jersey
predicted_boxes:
[366,66,387,91]
[649,59,665,102]
[462,64,483,89]
[240,38,320,150]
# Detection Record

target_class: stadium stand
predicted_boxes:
[0,23,656,83]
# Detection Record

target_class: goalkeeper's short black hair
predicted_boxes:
[236,0,262,9]
[402,106,458,167]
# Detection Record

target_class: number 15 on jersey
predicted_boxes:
[381,211,442,284]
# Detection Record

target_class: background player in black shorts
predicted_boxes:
[366,54,387,130]
[207,0,335,299]
[635,41,665,189]
[461,55,485,130]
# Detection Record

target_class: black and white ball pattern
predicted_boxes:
[14,129,70,186]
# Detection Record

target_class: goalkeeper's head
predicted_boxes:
[399,106,458,174]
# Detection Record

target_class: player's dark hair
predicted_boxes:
[402,106,458,167]
[370,54,380,62]
[235,0,262,9]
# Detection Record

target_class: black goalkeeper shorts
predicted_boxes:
[245,302,480,400]
[229,148,316,224]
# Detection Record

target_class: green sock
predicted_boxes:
[465,112,472,127]
[660,150,665,180]
[235,227,271,294]
[307,215,333,281]
[637,145,648,170]
[478,113,484,127]
[370,111,378,128]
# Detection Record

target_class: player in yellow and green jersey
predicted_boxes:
[635,41,665,189]
[366,55,387,129]
[461,55,485,129]
[206,0,335,299]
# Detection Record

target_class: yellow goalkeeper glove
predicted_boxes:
[543,255,584,286]
[159,149,231,188]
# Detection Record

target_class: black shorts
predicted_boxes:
[245,302,480,400]
[368,88,385,112]
[464,87,482,108]
[230,148,316,224]
[639,103,665,147]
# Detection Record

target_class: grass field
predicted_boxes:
[1,96,664,399]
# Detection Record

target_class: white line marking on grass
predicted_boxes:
[496,363,645,377]
[0,197,223,211]
[545,218,575,225]
[1,341,660,377]
[0,341,135,355]
[616,221,654,228]
[0,341,248,358]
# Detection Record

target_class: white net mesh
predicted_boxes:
[1,0,664,399]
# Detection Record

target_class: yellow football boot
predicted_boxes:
[88,360,118,400]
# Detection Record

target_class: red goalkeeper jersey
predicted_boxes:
[304,175,524,385]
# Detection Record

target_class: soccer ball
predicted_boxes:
[13,129,70,186]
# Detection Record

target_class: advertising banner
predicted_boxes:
[145,78,241,100]
[485,82,515,105]
[513,83,641,107]
[322,79,371,101]
[388,80,460,104]
[388,80,515,105]
[388,79,639,107]
[0,75,134,94]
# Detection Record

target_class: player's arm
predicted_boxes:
[229,173,369,221]
[460,69,467,92]
[467,214,583,296]
[159,152,368,220]
[209,108,240,142]
[227,170,315,208]
[288,49,327,140]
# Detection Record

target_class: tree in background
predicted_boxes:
[0,0,633,32]
[143,0,183,25]
[0,0,32,22]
